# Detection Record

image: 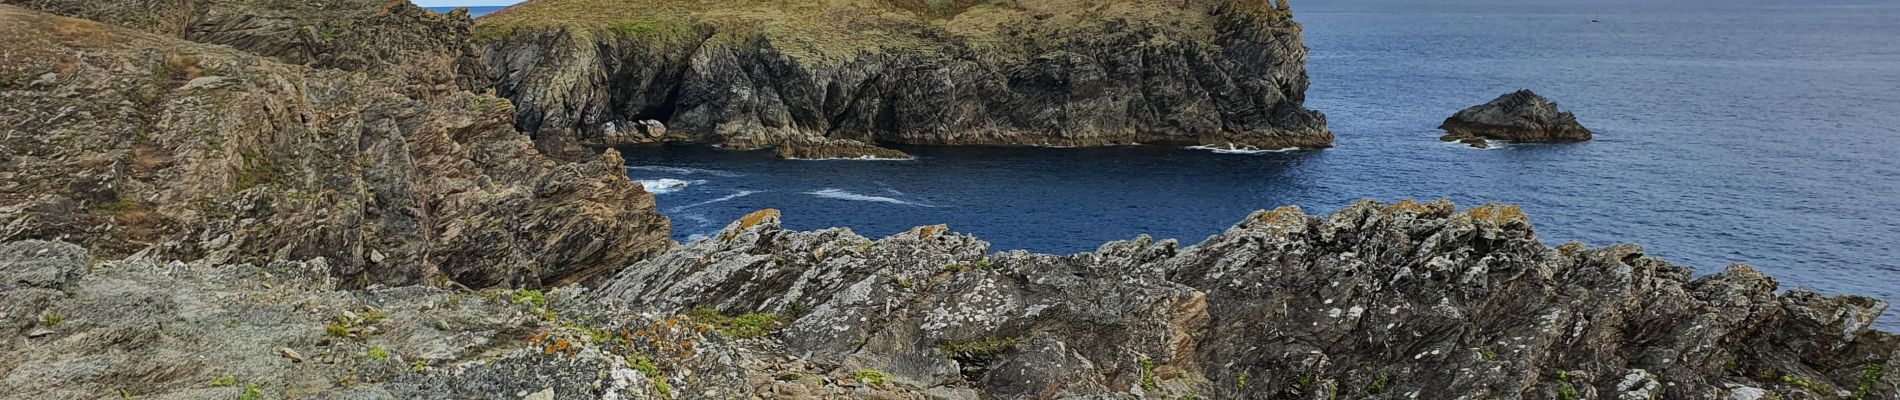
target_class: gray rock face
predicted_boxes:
[4,202,1898,399]
[1441,89,1594,147]
[599,203,1900,399]
[476,0,1332,159]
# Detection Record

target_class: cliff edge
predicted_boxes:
[476,0,1332,158]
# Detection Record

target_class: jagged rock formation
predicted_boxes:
[599,203,1899,399]
[5,202,1896,399]
[476,0,1332,159]
[1441,89,1593,148]
[0,4,670,288]
[775,138,916,160]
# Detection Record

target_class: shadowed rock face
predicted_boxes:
[1440,89,1594,148]
[476,0,1332,159]
[0,5,670,288]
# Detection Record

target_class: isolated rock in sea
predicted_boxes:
[476,0,1332,159]
[1441,89,1593,147]
[0,5,670,288]
[774,138,913,160]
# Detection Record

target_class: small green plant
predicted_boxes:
[210,374,237,387]
[1555,371,1576,400]
[510,290,547,308]
[855,370,891,386]
[238,383,261,400]
[686,307,781,339]
[777,373,803,381]
[1479,347,1496,361]
[39,310,64,327]
[1139,357,1158,391]
[366,347,389,361]
[894,277,914,289]
[625,354,671,399]
[1855,364,1885,399]
[1368,371,1391,395]
[411,360,428,372]
[361,310,390,325]
[942,262,961,272]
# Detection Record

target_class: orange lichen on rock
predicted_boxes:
[1464,204,1528,225]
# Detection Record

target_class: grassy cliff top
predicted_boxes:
[471,0,1280,60]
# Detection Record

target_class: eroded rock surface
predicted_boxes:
[4,201,1897,399]
[1441,89,1594,147]
[477,0,1332,158]
[0,5,670,288]
[600,203,1900,399]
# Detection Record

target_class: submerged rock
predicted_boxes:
[1441,89,1593,147]
[774,138,913,161]
[476,0,1332,158]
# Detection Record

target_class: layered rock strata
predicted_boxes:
[477,0,1333,159]
[0,4,670,289]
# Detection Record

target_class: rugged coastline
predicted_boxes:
[4,202,1896,399]
[0,0,1895,399]
[475,0,1333,159]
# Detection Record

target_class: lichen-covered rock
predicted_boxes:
[477,0,1332,159]
[1441,89,1593,147]
[598,200,1899,399]
[775,138,914,160]
[0,5,670,288]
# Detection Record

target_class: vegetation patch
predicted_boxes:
[854,369,891,386]
[685,307,781,339]
[210,374,237,387]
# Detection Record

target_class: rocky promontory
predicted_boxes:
[1441,89,1593,148]
[476,0,1333,159]
[0,3,670,289]
[5,201,1896,399]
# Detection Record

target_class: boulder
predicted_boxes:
[774,138,913,160]
[1441,89,1593,147]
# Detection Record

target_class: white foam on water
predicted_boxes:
[637,178,706,194]
[669,190,761,212]
[628,165,741,177]
[1185,144,1302,154]
[806,189,935,207]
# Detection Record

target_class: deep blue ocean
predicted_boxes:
[442,0,1900,329]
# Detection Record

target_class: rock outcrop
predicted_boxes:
[1441,89,1594,148]
[5,202,1896,399]
[0,4,670,289]
[2,0,491,93]
[476,0,1332,159]
[775,138,915,160]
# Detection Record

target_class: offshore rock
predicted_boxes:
[1441,89,1594,147]
[0,5,670,288]
[477,0,1332,158]
[775,138,914,160]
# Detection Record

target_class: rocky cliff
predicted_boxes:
[4,201,1895,399]
[476,0,1333,159]
[0,4,670,289]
